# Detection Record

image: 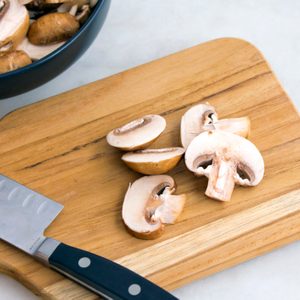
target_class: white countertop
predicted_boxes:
[0,1,300,299]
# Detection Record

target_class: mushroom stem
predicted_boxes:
[205,156,236,201]
[214,117,250,138]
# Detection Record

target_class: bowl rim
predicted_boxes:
[0,0,107,79]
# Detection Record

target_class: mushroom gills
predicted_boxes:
[185,130,264,202]
[121,147,185,175]
[106,114,166,151]
[122,175,186,239]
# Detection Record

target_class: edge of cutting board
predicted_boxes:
[0,37,300,299]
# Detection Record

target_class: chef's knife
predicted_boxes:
[0,174,178,300]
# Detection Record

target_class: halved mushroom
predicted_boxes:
[0,0,29,50]
[28,12,80,45]
[75,3,90,23]
[122,147,185,175]
[122,175,186,239]
[180,103,250,148]
[17,37,64,60]
[185,130,264,201]
[0,50,31,73]
[106,115,166,151]
[214,117,250,138]
[57,2,90,23]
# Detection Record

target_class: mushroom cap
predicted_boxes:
[0,50,31,73]
[17,37,64,60]
[121,147,185,175]
[122,175,186,239]
[185,130,264,186]
[180,103,217,149]
[0,0,29,50]
[106,115,166,151]
[28,12,80,45]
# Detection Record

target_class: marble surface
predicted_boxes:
[0,1,300,299]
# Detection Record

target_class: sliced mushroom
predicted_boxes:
[180,103,251,148]
[45,0,88,6]
[122,175,186,239]
[122,147,185,175]
[28,12,80,45]
[17,37,64,60]
[214,117,250,138]
[0,50,31,73]
[57,2,90,22]
[106,115,166,151]
[185,130,264,202]
[0,0,9,17]
[0,0,29,50]
[75,3,90,23]
[89,0,97,7]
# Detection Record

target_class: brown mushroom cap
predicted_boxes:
[185,130,264,201]
[106,115,166,151]
[0,0,29,50]
[122,147,185,175]
[28,12,80,45]
[122,175,186,239]
[0,50,31,73]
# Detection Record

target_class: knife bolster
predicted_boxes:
[34,238,60,264]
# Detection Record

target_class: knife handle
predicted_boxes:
[35,239,178,300]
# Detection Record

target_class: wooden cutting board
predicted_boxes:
[0,38,300,299]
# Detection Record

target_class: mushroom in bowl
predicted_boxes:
[0,0,110,98]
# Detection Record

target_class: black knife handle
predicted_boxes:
[48,242,178,300]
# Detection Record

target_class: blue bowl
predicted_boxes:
[0,0,111,99]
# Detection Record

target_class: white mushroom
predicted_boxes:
[17,37,64,60]
[180,103,250,148]
[122,175,186,239]
[106,115,166,151]
[0,0,29,50]
[185,130,264,202]
[122,147,185,175]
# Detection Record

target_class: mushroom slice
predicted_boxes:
[122,175,186,239]
[106,115,166,151]
[0,0,9,17]
[214,117,250,138]
[180,103,251,148]
[180,103,217,149]
[17,38,64,60]
[122,147,185,175]
[0,0,29,50]
[0,50,31,73]
[75,4,90,23]
[28,12,80,45]
[185,130,264,202]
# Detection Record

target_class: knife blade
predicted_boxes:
[0,174,178,300]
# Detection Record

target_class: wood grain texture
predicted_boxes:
[0,38,300,299]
